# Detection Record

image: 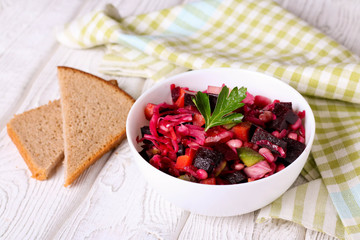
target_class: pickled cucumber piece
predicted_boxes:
[237,147,265,167]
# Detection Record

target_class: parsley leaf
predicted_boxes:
[192,86,247,131]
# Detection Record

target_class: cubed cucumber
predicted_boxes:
[237,147,265,167]
[178,174,196,182]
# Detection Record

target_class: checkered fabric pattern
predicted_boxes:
[57,0,360,239]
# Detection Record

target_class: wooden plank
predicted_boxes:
[253,219,305,240]
[51,142,185,239]
[1,0,357,239]
[0,0,85,129]
[178,213,255,240]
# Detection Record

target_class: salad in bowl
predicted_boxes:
[137,84,306,185]
[126,68,315,216]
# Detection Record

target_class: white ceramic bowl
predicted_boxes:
[126,68,315,217]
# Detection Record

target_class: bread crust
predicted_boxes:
[57,66,135,104]
[7,122,47,180]
[7,99,63,180]
[64,130,126,187]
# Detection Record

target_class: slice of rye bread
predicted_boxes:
[7,100,64,180]
[57,66,135,186]
[6,80,119,182]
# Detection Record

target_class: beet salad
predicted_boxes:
[137,84,306,185]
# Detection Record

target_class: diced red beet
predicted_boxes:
[281,102,292,109]
[279,137,306,164]
[263,99,280,111]
[171,86,181,103]
[222,171,247,184]
[213,143,239,161]
[141,126,151,137]
[187,92,218,112]
[193,147,223,173]
[159,107,177,115]
[139,149,150,162]
[284,110,299,125]
[272,102,299,125]
[251,127,287,149]
[208,93,218,112]
[273,102,292,116]
[141,126,152,145]
[184,93,196,107]
[176,143,186,156]
[269,110,299,131]
[269,115,289,131]
[251,127,287,155]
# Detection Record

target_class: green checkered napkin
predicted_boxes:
[57,0,360,239]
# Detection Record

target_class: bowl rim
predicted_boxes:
[126,68,316,189]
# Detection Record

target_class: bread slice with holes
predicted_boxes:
[58,66,134,186]
[7,100,64,180]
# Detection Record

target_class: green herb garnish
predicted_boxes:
[192,86,247,131]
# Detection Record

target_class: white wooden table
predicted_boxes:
[1,0,359,239]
